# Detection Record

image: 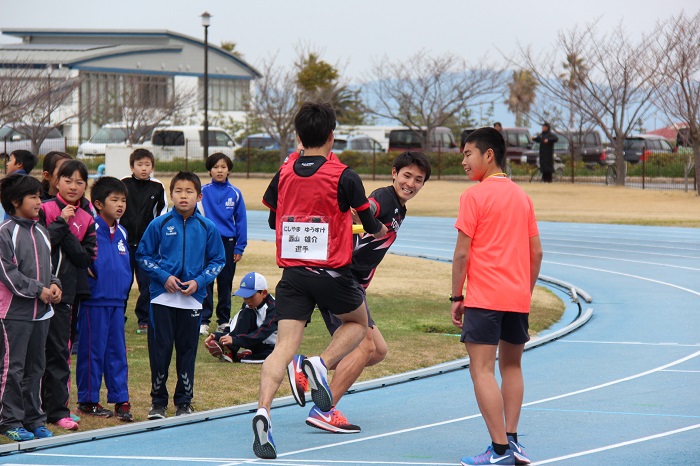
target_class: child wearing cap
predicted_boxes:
[204,272,277,364]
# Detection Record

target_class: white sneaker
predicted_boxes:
[199,324,210,336]
[216,323,229,333]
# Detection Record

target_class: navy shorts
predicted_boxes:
[275,267,365,322]
[319,284,375,336]
[460,307,530,345]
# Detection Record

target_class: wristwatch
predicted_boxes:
[449,295,464,302]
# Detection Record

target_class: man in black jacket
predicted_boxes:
[533,122,559,183]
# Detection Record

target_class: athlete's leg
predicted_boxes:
[319,303,368,370]
[465,342,508,446]
[498,340,525,434]
[329,325,387,404]
[258,319,305,412]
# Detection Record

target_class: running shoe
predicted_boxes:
[199,324,210,336]
[137,323,148,334]
[460,445,515,465]
[54,417,79,430]
[4,427,34,441]
[287,354,308,406]
[176,403,193,416]
[302,356,332,412]
[508,436,530,465]
[115,402,134,422]
[305,405,361,433]
[148,404,166,420]
[216,323,229,333]
[252,409,276,459]
[69,412,81,423]
[77,402,113,418]
[204,338,224,358]
[32,426,53,439]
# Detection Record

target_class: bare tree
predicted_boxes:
[365,50,505,151]
[0,64,40,127]
[653,11,700,195]
[249,54,299,161]
[9,68,82,155]
[517,22,658,184]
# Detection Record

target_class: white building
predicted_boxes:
[0,28,260,143]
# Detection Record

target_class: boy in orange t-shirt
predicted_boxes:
[451,127,543,466]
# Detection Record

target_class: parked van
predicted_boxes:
[148,126,237,161]
[0,125,66,156]
[461,127,532,163]
[333,134,385,154]
[388,127,459,153]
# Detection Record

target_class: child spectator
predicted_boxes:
[198,152,247,335]
[76,177,133,422]
[0,174,62,442]
[39,160,97,431]
[120,148,167,333]
[5,150,37,176]
[204,272,276,364]
[136,171,225,420]
[40,151,72,201]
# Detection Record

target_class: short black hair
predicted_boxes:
[294,101,336,149]
[464,127,506,168]
[0,173,42,215]
[90,176,127,212]
[56,159,89,183]
[170,171,201,195]
[205,152,233,171]
[9,149,38,174]
[393,151,432,182]
[130,148,155,167]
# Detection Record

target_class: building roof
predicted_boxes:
[0,28,260,79]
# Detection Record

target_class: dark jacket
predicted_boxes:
[120,175,167,247]
[534,130,559,173]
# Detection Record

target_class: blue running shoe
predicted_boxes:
[460,445,515,465]
[32,426,53,439]
[287,354,308,407]
[508,436,530,465]
[302,356,332,412]
[252,410,276,459]
[4,427,34,442]
[70,412,81,423]
[306,405,361,433]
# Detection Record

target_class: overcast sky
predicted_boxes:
[1,0,698,128]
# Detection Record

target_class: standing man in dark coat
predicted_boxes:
[533,122,559,182]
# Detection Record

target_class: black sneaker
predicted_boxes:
[77,402,113,418]
[175,403,193,416]
[115,402,133,422]
[147,404,166,420]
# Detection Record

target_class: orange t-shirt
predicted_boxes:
[454,177,539,313]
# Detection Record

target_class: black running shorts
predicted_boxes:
[274,267,365,322]
[319,284,375,336]
[460,307,530,345]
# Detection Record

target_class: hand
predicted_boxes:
[179,279,198,296]
[204,333,215,344]
[543,138,549,144]
[60,204,76,222]
[87,268,96,279]
[219,334,233,346]
[39,287,52,304]
[371,223,388,239]
[451,301,465,329]
[350,208,360,224]
[233,253,242,263]
[50,284,62,303]
[164,275,181,293]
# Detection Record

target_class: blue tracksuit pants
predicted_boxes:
[76,305,129,404]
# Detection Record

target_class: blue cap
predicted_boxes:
[233,272,268,298]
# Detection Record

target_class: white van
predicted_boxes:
[148,126,237,161]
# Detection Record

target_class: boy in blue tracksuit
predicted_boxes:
[136,171,225,420]
[197,152,247,335]
[76,177,133,422]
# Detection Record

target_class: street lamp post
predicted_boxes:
[201,11,211,159]
[47,64,54,125]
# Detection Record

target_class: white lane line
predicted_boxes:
[270,351,700,459]
[532,423,700,464]
[561,340,700,347]
[544,244,700,259]
[661,369,700,373]
[544,261,700,297]
[545,251,700,271]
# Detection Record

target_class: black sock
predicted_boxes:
[507,432,518,443]
[492,442,509,455]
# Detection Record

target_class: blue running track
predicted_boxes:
[2,212,699,465]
